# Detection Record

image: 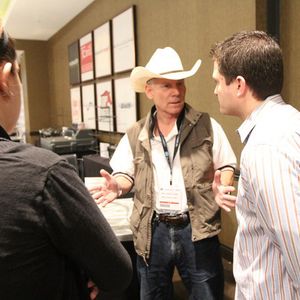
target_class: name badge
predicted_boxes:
[157,187,181,211]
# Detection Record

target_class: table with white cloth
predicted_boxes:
[98,197,133,242]
[85,177,133,241]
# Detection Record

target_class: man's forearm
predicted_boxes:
[114,174,134,196]
[220,168,234,186]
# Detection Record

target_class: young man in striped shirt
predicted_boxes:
[211,31,300,299]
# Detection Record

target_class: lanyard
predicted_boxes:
[157,120,182,186]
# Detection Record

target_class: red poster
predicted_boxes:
[80,41,93,73]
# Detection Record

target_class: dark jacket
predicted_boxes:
[0,127,132,300]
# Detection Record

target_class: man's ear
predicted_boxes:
[236,75,247,97]
[144,84,153,100]
[0,62,12,96]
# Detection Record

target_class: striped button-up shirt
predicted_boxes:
[234,95,300,300]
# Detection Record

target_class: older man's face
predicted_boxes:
[145,78,186,118]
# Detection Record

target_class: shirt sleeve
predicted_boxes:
[41,160,132,292]
[247,143,300,288]
[110,134,135,178]
[210,117,237,170]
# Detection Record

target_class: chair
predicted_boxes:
[60,153,84,181]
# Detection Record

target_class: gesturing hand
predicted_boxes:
[88,169,120,207]
[212,170,236,212]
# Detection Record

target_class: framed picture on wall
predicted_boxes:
[82,84,96,129]
[114,76,137,133]
[70,86,82,125]
[68,41,80,84]
[94,22,112,78]
[80,33,94,81]
[112,6,136,73]
[96,80,114,132]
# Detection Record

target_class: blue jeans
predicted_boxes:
[137,219,224,300]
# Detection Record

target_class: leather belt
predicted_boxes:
[155,212,190,226]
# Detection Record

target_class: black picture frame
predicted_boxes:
[68,41,80,85]
[96,80,114,132]
[82,84,96,129]
[80,33,94,82]
[70,86,82,125]
[114,76,137,133]
[112,6,136,73]
[94,21,112,78]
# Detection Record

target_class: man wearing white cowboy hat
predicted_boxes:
[90,47,237,299]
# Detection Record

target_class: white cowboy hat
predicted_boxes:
[130,47,202,93]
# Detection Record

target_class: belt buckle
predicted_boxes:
[160,212,188,225]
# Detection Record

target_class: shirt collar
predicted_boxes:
[237,94,283,144]
[149,104,185,140]
[0,125,11,140]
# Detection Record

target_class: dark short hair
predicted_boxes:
[210,31,283,100]
[0,29,16,65]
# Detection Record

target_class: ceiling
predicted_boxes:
[3,0,95,41]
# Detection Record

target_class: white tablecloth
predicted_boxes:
[85,177,133,241]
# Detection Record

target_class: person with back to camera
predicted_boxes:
[89,46,237,299]
[0,26,132,300]
[211,30,300,299]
